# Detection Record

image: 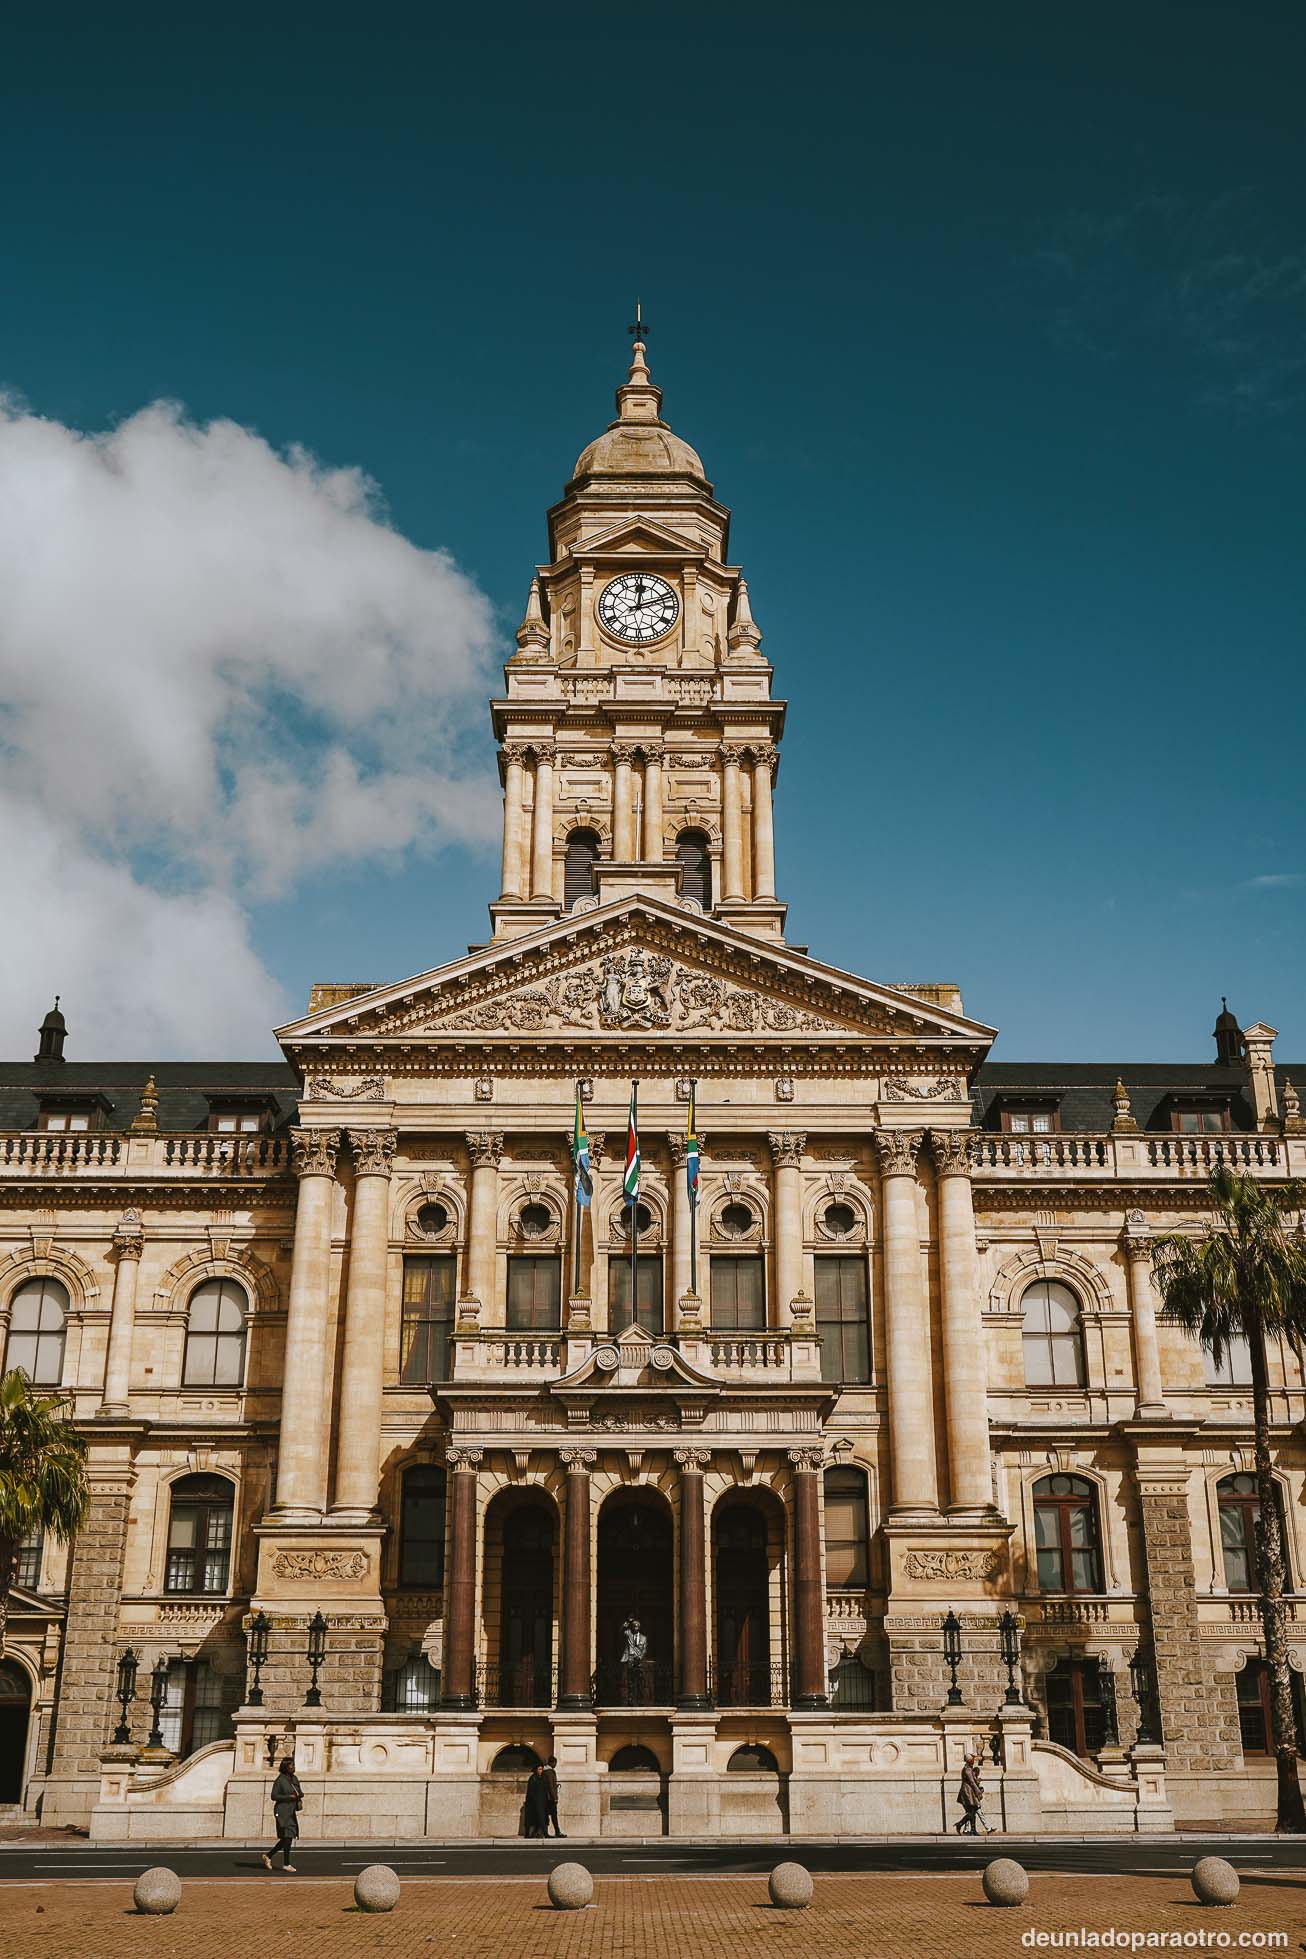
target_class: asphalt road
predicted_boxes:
[1,1836,1304,1882]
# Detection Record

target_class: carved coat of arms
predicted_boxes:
[598,951,674,1028]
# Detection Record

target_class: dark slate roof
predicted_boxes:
[0,1062,300,1134]
[972,1062,1304,1134]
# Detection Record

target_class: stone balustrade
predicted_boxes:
[971,1131,1292,1180]
[0,1130,291,1178]
[708,1334,788,1371]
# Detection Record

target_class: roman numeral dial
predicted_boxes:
[597,573,680,645]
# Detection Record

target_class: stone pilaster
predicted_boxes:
[927,1131,996,1518]
[43,1450,136,1827]
[272,1128,340,1519]
[873,1129,938,1516]
[464,1132,503,1321]
[750,744,777,899]
[332,1127,398,1520]
[529,744,554,900]
[721,745,745,900]
[1121,1214,1168,1417]
[768,1130,806,1327]
[641,744,664,860]
[98,1210,144,1417]
[612,744,636,861]
[500,743,527,899]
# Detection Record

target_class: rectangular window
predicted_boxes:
[608,1254,664,1336]
[1172,1108,1229,1134]
[823,1471,870,1588]
[212,1111,263,1133]
[506,1254,562,1331]
[39,1110,93,1132]
[710,1255,766,1332]
[1034,1504,1065,1591]
[814,1257,870,1383]
[400,1256,457,1384]
[15,1531,43,1590]
[399,1468,446,1587]
[1001,1106,1058,1133]
[1205,1333,1253,1387]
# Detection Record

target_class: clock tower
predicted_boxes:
[489,328,787,944]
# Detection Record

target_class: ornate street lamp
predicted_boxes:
[112,1647,139,1744]
[1129,1644,1160,1745]
[246,1611,270,1708]
[941,1609,963,1707]
[304,1611,328,1708]
[146,1654,170,1750]
[998,1610,1024,1705]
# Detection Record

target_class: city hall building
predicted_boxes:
[2,336,1304,1839]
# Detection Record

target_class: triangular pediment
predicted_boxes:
[277,894,995,1067]
[568,516,708,563]
[553,1325,719,1394]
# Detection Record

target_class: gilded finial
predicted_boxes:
[1110,1078,1137,1133]
[131,1074,159,1134]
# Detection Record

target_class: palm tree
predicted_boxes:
[1151,1167,1306,1832]
[0,1369,90,1655]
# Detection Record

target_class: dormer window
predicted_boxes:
[1171,1103,1229,1135]
[998,1100,1060,1134]
[205,1097,277,1135]
[36,1094,110,1133]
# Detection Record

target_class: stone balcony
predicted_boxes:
[971,1131,1298,1182]
[0,1129,292,1181]
[449,1323,823,1384]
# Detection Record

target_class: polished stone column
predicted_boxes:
[789,1446,828,1709]
[874,1129,938,1517]
[441,1446,482,1709]
[273,1128,341,1518]
[675,1448,710,1707]
[721,745,745,901]
[98,1209,144,1417]
[613,744,636,860]
[464,1132,503,1320]
[751,745,777,900]
[769,1131,806,1326]
[332,1128,398,1519]
[530,746,555,900]
[642,744,664,860]
[558,1448,596,1708]
[1122,1215,1168,1417]
[500,744,527,899]
[928,1131,995,1517]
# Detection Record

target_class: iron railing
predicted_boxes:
[707,1659,788,1708]
[474,1661,555,1709]
[592,1659,675,1707]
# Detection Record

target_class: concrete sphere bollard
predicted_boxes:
[547,1862,594,1911]
[981,1858,1030,1907]
[133,1867,181,1916]
[354,1864,401,1913]
[1191,1857,1240,1907]
[768,1862,814,1909]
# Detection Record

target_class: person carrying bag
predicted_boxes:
[262,1756,304,1871]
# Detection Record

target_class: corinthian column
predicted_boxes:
[273,1128,341,1519]
[500,744,527,899]
[613,744,636,859]
[1122,1214,1168,1417]
[464,1132,504,1321]
[98,1209,144,1417]
[750,746,777,900]
[928,1130,995,1518]
[769,1131,807,1326]
[530,746,555,900]
[873,1129,938,1517]
[721,746,745,901]
[558,1448,596,1707]
[642,745,664,860]
[331,1128,398,1519]
[441,1446,482,1709]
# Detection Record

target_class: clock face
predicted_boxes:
[598,572,680,644]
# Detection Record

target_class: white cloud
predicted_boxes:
[0,395,501,1058]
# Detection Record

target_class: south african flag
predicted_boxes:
[623,1082,640,1207]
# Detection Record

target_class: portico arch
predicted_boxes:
[712,1486,785,1706]
[0,1660,32,1805]
[484,1487,557,1708]
[596,1487,674,1704]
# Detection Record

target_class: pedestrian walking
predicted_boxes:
[543,1753,565,1838]
[954,1751,993,1835]
[261,1756,303,1871]
[523,1761,550,1838]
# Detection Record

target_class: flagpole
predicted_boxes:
[689,1077,698,1297]
[629,1078,639,1331]
[573,1082,583,1299]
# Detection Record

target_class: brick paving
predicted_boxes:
[8,1869,1306,1959]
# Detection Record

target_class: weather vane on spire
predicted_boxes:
[628,299,650,342]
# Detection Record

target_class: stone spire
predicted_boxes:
[727,577,763,658]
[35,996,66,1065]
[514,576,550,660]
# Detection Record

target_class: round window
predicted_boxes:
[823,1202,856,1238]
[621,1201,653,1238]
[413,1201,449,1238]
[519,1202,553,1238]
[720,1201,754,1239]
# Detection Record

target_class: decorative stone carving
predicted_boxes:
[903,1549,1002,1582]
[113,1209,145,1260]
[787,1446,824,1473]
[927,1130,974,1178]
[775,1077,795,1101]
[747,743,778,773]
[503,742,529,766]
[674,1447,711,1471]
[464,1132,504,1169]
[1121,1208,1152,1258]
[721,744,744,767]
[1111,1078,1138,1133]
[271,1549,368,1582]
[307,1075,385,1102]
[872,1129,923,1176]
[885,1075,962,1100]
[768,1131,806,1169]
[474,1077,493,1102]
[559,1447,598,1469]
[291,1128,341,1179]
[597,950,676,1027]
[349,1129,397,1178]
[446,1447,483,1471]
[130,1076,159,1132]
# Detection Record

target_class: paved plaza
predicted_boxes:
[7,1869,1305,1958]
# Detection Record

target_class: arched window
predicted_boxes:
[1021,1280,1085,1388]
[182,1279,247,1388]
[727,1742,778,1772]
[383,1653,440,1711]
[1217,1472,1283,1594]
[3,1278,68,1386]
[610,1743,661,1772]
[490,1743,540,1772]
[675,829,711,909]
[564,829,601,910]
[399,1464,446,1588]
[165,1474,234,1595]
[1033,1474,1102,1594]
[1205,1335,1254,1387]
[823,1467,870,1589]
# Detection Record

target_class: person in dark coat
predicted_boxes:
[954,1752,992,1835]
[262,1757,303,1871]
[523,1761,550,1838]
[542,1754,565,1838]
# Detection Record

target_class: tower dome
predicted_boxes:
[570,334,709,489]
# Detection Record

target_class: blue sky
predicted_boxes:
[1,3,1303,1061]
